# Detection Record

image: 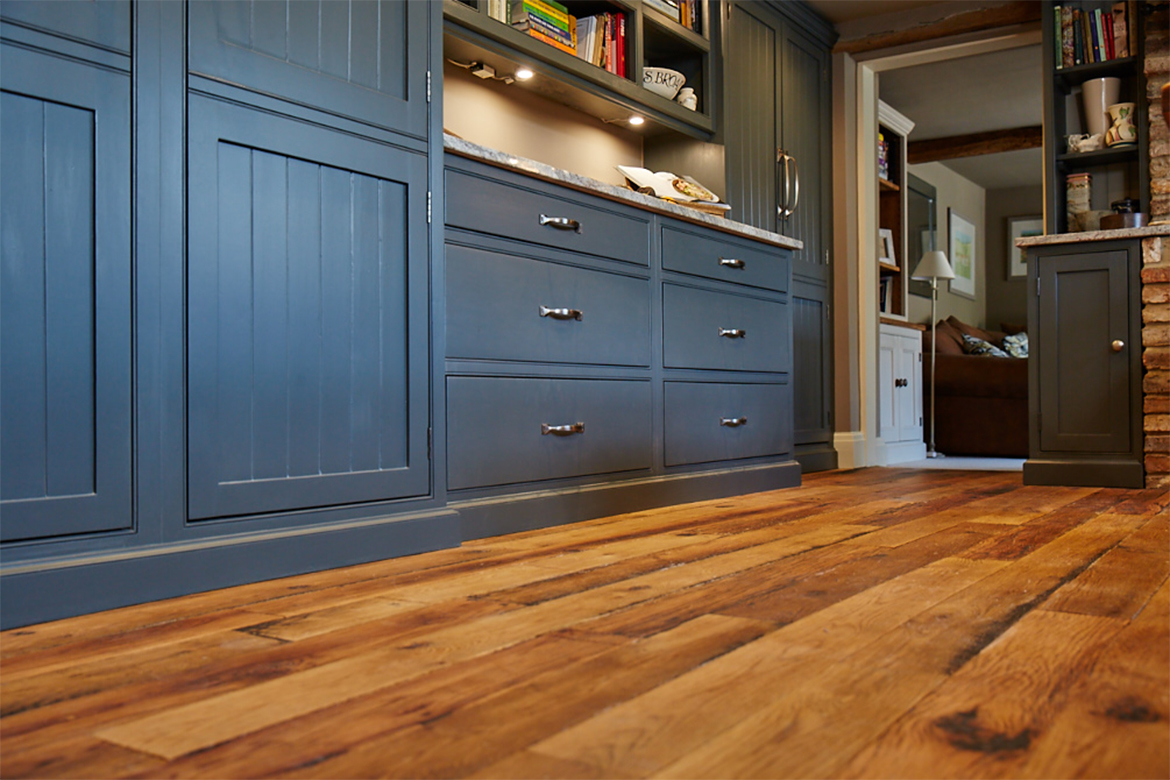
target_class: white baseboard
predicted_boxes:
[884,439,927,465]
[833,431,868,470]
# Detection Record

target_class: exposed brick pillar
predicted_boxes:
[1145,3,1170,488]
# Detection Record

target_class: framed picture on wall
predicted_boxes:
[1007,216,1042,279]
[948,208,976,300]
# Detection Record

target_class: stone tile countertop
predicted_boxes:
[444,133,802,251]
[1016,223,1170,247]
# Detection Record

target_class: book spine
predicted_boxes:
[1072,9,1083,66]
[522,12,573,46]
[523,26,576,55]
[643,0,682,24]
[522,0,569,28]
[617,13,626,78]
[1112,2,1129,57]
[1061,6,1074,68]
[1054,6,1062,69]
[1103,11,1114,60]
[1085,7,1095,63]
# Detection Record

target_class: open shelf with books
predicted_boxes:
[443,0,713,138]
[1042,0,1149,233]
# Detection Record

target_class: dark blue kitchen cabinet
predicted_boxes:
[0,41,132,542]
[186,94,431,520]
[188,0,429,139]
[0,0,130,53]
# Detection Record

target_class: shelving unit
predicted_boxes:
[443,0,713,138]
[877,101,914,319]
[1041,1,1148,233]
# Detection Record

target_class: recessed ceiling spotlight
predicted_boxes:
[514,67,534,80]
[628,115,645,126]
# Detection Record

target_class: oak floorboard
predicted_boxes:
[1,470,1164,780]
[838,609,1126,778]
[276,615,770,779]
[524,557,1007,778]
[1020,578,1170,780]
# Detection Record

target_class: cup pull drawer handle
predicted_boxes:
[539,214,581,233]
[719,328,747,339]
[541,422,585,436]
[539,305,583,321]
[720,417,748,427]
[719,258,746,269]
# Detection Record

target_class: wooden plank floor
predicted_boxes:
[2,468,1167,779]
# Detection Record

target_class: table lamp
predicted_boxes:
[911,250,955,459]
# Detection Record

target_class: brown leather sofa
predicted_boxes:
[922,317,1028,458]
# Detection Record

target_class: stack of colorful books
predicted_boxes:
[574,11,626,77]
[1055,2,1133,69]
[643,0,700,32]
[510,0,576,56]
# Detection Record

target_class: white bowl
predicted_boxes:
[643,67,685,99]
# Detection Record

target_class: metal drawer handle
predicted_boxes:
[539,305,583,321]
[539,214,581,233]
[541,422,585,436]
[718,327,747,339]
[720,416,748,427]
[719,258,746,270]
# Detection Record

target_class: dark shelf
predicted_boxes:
[1056,145,1139,167]
[443,0,713,139]
[1054,56,1139,91]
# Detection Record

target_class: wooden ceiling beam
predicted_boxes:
[833,2,1043,55]
[907,125,1043,164]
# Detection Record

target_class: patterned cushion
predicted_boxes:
[961,333,1009,358]
[1001,332,1029,358]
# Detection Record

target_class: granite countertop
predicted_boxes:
[444,134,803,251]
[1016,223,1170,247]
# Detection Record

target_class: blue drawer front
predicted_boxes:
[664,382,793,466]
[446,244,650,367]
[447,377,652,490]
[662,284,789,373]
[661,225,789,292]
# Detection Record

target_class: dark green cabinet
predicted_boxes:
[721,0,834,471]
[1025,239,1144,488]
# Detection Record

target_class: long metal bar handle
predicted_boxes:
[541,422,585,436]
[719,257,746,269]
[539,214,582,233]
[718,327,747,339]
[786,154,800,218]
[539,305,583,321]
[720,416,748,427]
[776,148,790,220]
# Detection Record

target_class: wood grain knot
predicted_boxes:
[1102,697,1163,723]
[934,708,1037,754]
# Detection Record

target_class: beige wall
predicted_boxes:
[984,184,1043,332]
[443,62,642,186]
[906,162,987,329]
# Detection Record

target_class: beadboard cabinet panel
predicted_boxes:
[187,95,430,520]
[0,0,131,53]
[188,0,427,137]
[792,289,830,444]
[0,44,132,542]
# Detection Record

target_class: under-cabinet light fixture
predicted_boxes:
[628,116,645,126]
[514,67,535,80]
[449,58,535,85]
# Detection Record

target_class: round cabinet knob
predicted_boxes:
[1112,339,1125,353]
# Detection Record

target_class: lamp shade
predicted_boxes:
[911,250,955,280]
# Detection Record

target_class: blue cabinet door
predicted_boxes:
[0,44,132,541]
[188,0,429,139]
[186,94,430,520]
[0,0,131,53]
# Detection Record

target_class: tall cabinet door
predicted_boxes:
[1036,250,1132,454]
[723,1,834,470]
[188,0,429,138]
[0,43,132,541]
[186,95,430,521]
